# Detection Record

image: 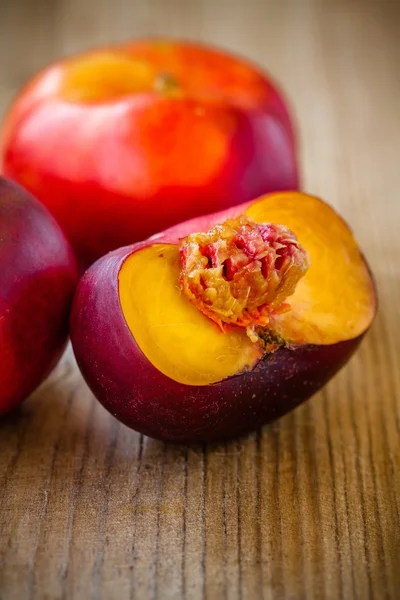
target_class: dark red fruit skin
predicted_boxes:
[70,233,364,444]
[0,177,78,416]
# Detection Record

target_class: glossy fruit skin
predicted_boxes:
[70,204,364,443]
[0,178,78,415]
[1,39,299,267]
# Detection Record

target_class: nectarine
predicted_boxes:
[70,192,376,442]
[0,178,78,415]
[1,39,298,266]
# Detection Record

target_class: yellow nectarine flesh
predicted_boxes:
[118,193,375,386]
[119,244,262,386]
[245,194,375,345]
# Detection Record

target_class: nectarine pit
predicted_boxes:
[179,215,310,341]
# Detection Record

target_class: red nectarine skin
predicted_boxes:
[0,178,78,415]
[70,190,377,443]
[1,39,299,266]
[70,245,361,443]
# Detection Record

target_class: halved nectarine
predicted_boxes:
[1,39,298,266]
[70,192,376,442]
[0,178,78,416]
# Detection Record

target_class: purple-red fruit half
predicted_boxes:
[71,192,376,442]
[0,178,78,415]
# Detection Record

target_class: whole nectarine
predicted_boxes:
[1,39,298,266]
[0,178,78,415]
[70,192,376,442]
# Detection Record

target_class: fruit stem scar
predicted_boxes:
[154,72,181,95]
[179,215,310,344]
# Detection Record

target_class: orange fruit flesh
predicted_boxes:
[245,194,375,345]
[118,193,376,386]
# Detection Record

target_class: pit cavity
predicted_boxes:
[179,215,310,341]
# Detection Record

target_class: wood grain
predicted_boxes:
[1,0,400,598]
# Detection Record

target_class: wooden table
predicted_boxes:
[1,1,399,598]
